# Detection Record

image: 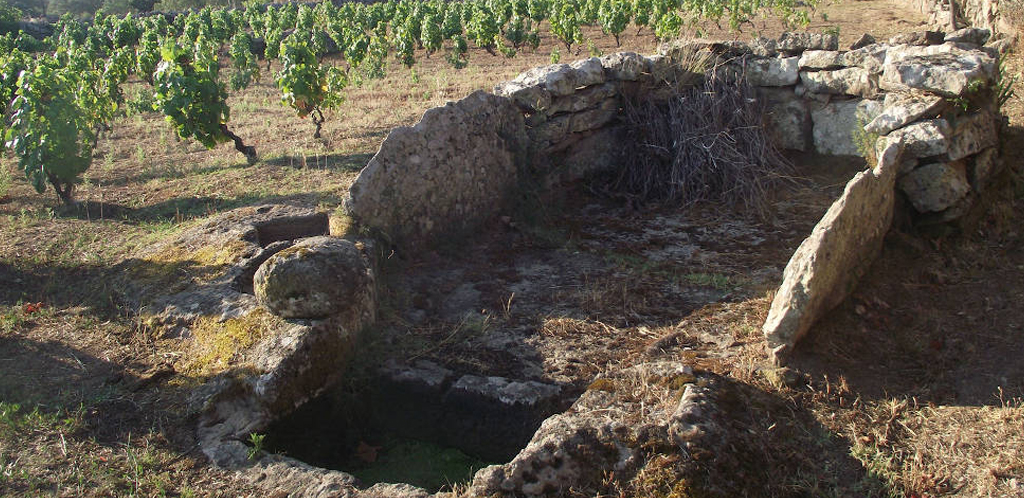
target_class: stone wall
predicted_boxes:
[900,0,1018,36]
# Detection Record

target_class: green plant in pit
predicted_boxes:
[247,432,266,460]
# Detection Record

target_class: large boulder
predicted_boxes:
[253,236,376,320]
[763,137,903,363]
[346,91,528,249]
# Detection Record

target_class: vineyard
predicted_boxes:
[0,0,824,204]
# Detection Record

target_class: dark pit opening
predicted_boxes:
[263,362,576,492]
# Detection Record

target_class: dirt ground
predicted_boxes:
[1,0,1023,496]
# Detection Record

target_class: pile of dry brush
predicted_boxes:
[608,70,794,214]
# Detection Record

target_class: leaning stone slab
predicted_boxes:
[744,56,799,86]
[799,67,878,97]
[880,42,997,96]
[346,91,528,249]
[947,111,998,161]
[810,99,883,156]
[764,136,903,363]
[899,161,971,212]
[865,92,945,135]
[253,236,376,320]
[887,119,951,158]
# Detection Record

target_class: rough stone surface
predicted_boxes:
[810,99,884,156]
[889,30,945,46]
[948,111,999,160]
[798,50,845,69]
[570,57,607,86]
[493,80,552,113]
[760,87,811,151]
[865,92,945,134]
[470,362,715,496]
[777,31,840,54]
[888,119,951,158]
[764,136,903,363]
[799,67,879,97]
[945,27,991,45]
[253,236,375,319]
[600,52,649,81]
[547,82,618,115]
[968,147,1000,192]
[346,91,528,249]
[850,33,877,50]
[744,56,799,86]
[513,64,579,96]
[842,44,889,73]
[880,42,997,96]
[899,161,971,212]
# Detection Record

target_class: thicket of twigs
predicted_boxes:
[608,70,794,214]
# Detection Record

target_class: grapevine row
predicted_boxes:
[0,0,820,203]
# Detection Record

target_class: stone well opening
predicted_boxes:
[262,360,576,492]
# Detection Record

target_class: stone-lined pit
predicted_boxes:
[263,361,576,492]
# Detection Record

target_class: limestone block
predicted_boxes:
[764,136,903,363]
[887,119,951,158]
[745,56,799,86]
[880,42,997,96]
[898,161,971,212]
[494,80,553,113]
[600,52,649,81]
[945,27,991,45]
[799,67,879,97]
[547,82,618,115]
[968,147,1000,192]
[513,63,578,96]
[777,31,839,54]
[865,92,945,135]
[842,44,888,73]
[889,30,945,46]
[850,33,876,50]
[570,57,606,87]
[810,99,883,156]
[798,50,845,69]
[948,111,998,161]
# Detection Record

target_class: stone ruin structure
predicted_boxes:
[128,25,1012,498]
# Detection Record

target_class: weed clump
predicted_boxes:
[607,71,794,214]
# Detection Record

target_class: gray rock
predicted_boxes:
[945,27,991,45]
[948,111,999,161]
[600,52,649,81]
[750,36,779,56]
[810,99,883,156]
[493,80,553,114]
[547,82,618,114]
[898,161,971,212]
[968,147,1000,192]
[570,57,607,87]
[887,119,951,158]
[527,113,572,146]
[865,92,945,134]
[744,56,799,86]
[760,87,810,151]
[984,37,1014,55]
[842,44,888,73]
[253,236,375,319]
[569,98,619,133]
[850,33,876,50]
[889,30,945,46]
[346,91,528,249]
[764,136,903,363]
[513,63,579,96]
[798,50,845,69]
[777,31,839,54]
[880,42,997,96]
[799,67,879,97]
